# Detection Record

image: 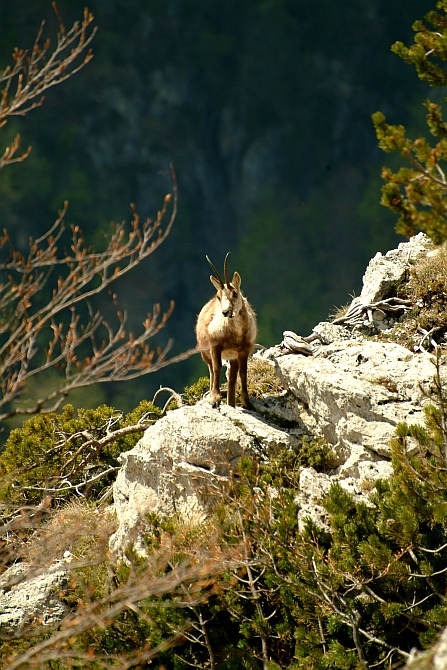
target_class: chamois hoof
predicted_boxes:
[211,400,221,409]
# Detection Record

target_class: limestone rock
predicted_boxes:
[0,561,69,632]
[251,390,304,427]
[295,468,332,532]
[359,232,431,304]
[434,630,447,670]
[110,401,301,555]
[404,626,447,669]
[274,340,439,462]
[324,233,431,332]
[295,466,384,532]
[312,321,365,345]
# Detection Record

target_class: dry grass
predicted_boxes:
[246,357,285,398]
[329,300,354,322]
[24,499,117,568]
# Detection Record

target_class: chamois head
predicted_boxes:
[206,253,242,319]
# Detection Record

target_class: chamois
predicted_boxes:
[196,253,257,409]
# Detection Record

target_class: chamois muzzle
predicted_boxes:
[222,306,234,318]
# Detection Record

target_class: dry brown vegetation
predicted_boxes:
[24,500,116,568]
[0,5,96,169]
[245,358,285,398]
[0,6,197,424]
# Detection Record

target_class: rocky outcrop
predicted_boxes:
[358,231,430,304]
[0,559,70,632]
[331,232,431,331]
[273,339,437,465]
[2,233,440,638]
[110,401,303,555]
[111,233,441,555]
[259,233,442,531]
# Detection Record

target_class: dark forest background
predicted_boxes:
[0,0,436,410]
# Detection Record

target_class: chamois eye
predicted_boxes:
[233,291,238,298]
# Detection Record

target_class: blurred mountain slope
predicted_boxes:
[0,0,435,406]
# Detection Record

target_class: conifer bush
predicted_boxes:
[197,353,447,669]
[373,0,447,243]
[182,376,210,404]
[0,400,161,507]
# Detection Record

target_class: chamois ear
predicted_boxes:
[210,275,221,292]
[232,272,241,290]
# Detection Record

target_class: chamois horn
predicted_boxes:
[223,252,231,288]
[206,255,224,287]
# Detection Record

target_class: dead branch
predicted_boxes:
[152,386,185,415]
[172,575,216,670]
[10,412,157,501]
[230,510,272,670]
[332,296,413,327]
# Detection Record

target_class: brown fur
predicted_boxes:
[196,256,257,409]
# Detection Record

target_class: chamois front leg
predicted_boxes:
[207,363,214,397]
[209,346,223,408]
[238,353,251,409]
[227,359,239,407]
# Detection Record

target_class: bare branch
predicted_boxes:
[153,386,185,415]
[0,5,96,169]
[0,168,193,420]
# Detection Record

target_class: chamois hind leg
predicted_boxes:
[209,346,223,408]
[238,353,251,409]
[227,359,239,408]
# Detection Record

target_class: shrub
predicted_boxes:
[183,376,210,405]
[0,400,161,506]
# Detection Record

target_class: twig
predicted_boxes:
[0,166,196,420]
[0,6,96,169]
[19,466,119,495]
